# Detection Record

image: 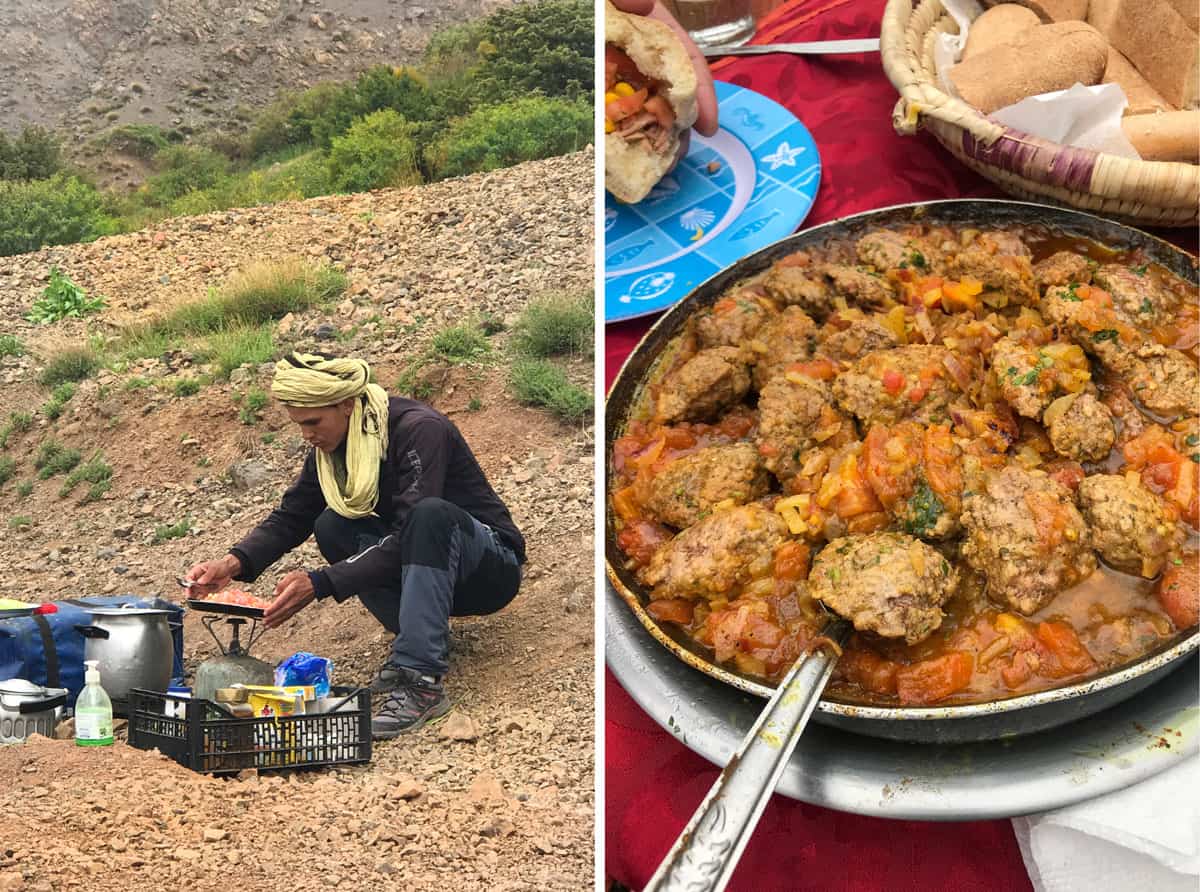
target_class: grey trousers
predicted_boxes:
[313,498,521,676]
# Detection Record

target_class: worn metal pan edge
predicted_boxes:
[605,198,1200,741]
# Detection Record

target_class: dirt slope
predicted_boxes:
[0,150,595,891]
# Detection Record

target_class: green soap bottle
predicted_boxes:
[75,659,114,747]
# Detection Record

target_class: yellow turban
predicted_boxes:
[271,353,389,519]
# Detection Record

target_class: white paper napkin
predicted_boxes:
[1012,757,1200,892]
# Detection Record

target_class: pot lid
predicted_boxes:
[0,678,63,697]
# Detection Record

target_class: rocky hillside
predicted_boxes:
[0,149,595,891]
[0,0,511,140]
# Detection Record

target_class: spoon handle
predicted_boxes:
[644,622,849,892]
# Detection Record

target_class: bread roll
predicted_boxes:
[950,22,1108,113]
[1122,110,1200,162]
[604,2,699,205]
[1104,48,1173,115]
[1093,0,1198,108]
[1022,0,1089,22]
[964,5,1042,59]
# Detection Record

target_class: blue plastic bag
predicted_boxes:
[274,651,332,697]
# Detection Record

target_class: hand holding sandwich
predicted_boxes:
[605,0,719,204]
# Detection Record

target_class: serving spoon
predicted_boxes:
[644,618,850,892]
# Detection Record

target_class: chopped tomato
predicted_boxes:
[647,598,695,625]
[882,368,905,395]
[1123,427,1199,527]
[611,486,641,523]
[718,411,755,440]
[1035,621,1096,676]
[616,520,672,566]
[1045,460,1086,492]
[775,251,811,268]
[742,613,784,650]
[1156,559,1199,629]
[834,456,885,519]
[662,427,697,450]
[605,45,643,90]
[787,358,837,381]
[1000,651,1036,689]
[773,540,811,581]
[712,297,739,314]
[1025,490,1068,553]
[922,424,962,508]
[862,423,919,508]
[838,647,899,696]
[605,87,648,123]
[895,651,974,705]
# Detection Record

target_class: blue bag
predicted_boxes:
[0,595,185,701]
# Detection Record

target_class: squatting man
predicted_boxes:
[187,353,525,737]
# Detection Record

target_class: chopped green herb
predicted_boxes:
[902,480,944,538]
[1173,557,1184,566]
[1086,259,1100,271]
[827,567,841,582]
[1006,366,1019,381]
[1186,434,1199,447]
[1191,453,1199,463]
[738,299,757,313]
[1139,297,1154,315]
[1131,264,1148,276]
[910,251,927,269]
[940,559,949,575]
[1092,329,1119,342]
[1063,283,1082,301]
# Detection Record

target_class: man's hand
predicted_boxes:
[264,570,316,629]
[611,0,719,137]
[184,554,243,597]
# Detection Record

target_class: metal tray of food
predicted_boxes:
[607,581,1199,820]
[185,599,267,619]
[605,198,1200,744]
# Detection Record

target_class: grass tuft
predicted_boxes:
[34,440,82,479]
[39,347,101,386]
[512,291,592,358]
[508,358,591,423]
[152,516,192,544]
[431,323,491,363]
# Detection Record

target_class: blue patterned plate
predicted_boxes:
[605,81,821,323]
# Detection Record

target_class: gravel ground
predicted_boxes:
[0,150,595,891]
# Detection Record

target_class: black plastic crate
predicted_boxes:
[128,687,372,774]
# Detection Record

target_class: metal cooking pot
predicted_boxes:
[75,607,176,712]
[606,199,1200,744]
[0,679,68,743]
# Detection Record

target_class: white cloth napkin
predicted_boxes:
[1012,757,1200,892]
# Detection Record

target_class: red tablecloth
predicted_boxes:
[604,1,1197,889]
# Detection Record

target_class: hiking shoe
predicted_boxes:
[371,668,450,739]
[368,662,406,695]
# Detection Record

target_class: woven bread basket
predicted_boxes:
[880,0,1199,227]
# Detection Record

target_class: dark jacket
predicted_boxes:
[229,397,525,600]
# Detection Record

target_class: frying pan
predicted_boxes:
[606,199,1200,744]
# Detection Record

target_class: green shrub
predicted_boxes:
[425,98,590,181]
[242,82,348,158]
[60,452,113,501]
[8,515,31,530]
[40,347,100,385]
[238,387,269,425]
[468,397,482,412]
[327,110,423,193]
[0,125,63,181]
[395,364,436,401]
[95,124,180,160]
[204,325,275,380]
[34,440,81,479]
[124,377,152,390]
[432,324,491,363]
[508,358,591,422]
[41,381,78,419]
[0,175,116,257]
[152,516,192,544]
[172,378,200,397]
[146,144,231,203]
[27,268,106,324]
[512,291,593,357]
[0,456,15,485]
[15,480,32,498]
[0,335,23,357]
[0,411,33,448]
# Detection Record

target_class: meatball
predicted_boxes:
[823,264,897,312]
[989,337,1091,420]
[1045,393,1116,462]
[960,465,1096,615]
[640,503,788,600]
[655,347,752,424]
[757,374,852,484]
[762,264,835,319]
[695,292,774,349]
[747,306,819,389]
[1093,264,1179,328]
[1121,344,1199,418]
[818,314,901,363]
[945,233,1036,307]
[1034,251,1092,291]
[643,443,770,530]
[833,345,961,428]
[1077,474,1183,578]
[856,229,943,274]
[808,532,958,644]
